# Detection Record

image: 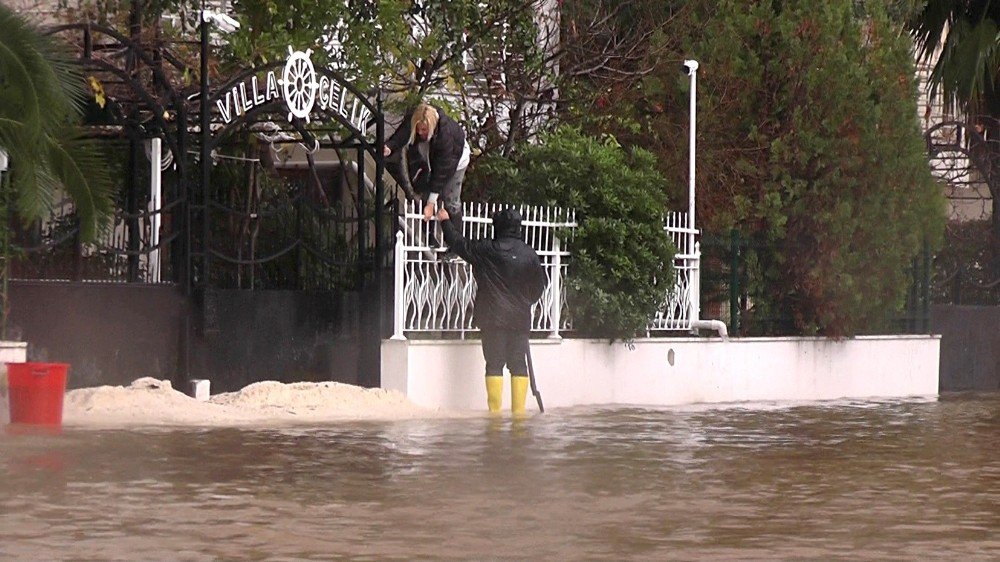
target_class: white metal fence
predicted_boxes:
[649,212,699,332]
[392,201,576,338]
[392,201,701,339]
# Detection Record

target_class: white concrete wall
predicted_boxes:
[382,336,941,412]
[0,341,29,424]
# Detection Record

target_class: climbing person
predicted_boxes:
[437,206,547,414]
[384,102,470,256]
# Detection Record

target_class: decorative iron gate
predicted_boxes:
[190,48,390,387]
[7,21,395,389]
[192,53,387,295]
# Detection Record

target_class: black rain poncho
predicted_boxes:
[440,208,547,331]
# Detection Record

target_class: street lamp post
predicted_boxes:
[683,60,699,324]
[683,60,698,235]
[680,60,728,338]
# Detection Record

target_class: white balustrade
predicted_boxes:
[649,211,700,332]
[392,202,700,339]
[392,200,575,339]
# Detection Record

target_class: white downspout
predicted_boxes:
[691,319,729,338]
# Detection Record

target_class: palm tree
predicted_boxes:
[909,0,1000,244]
[909,0,1000,115]
[1,4,114,338]
[0,3,113,241]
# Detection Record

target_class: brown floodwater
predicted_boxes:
[1,394,998,560]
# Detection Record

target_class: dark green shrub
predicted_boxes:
[600,0,945,335]
[470,126,676,340]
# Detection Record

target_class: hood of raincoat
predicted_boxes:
[492,208,522,240]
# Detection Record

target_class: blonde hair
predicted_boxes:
[407,103,439,145]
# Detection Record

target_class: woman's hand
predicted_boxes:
[423,202,435,221]
[383,145,391,157]
[436,208,450,222]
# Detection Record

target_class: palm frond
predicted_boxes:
[930,16,1000,112]
[0,4,113,242]
[12,160,57,224]
[910,0,1000,114]
[910,0,955,64]
[0,117,39,159]
[0,5,76,125]
[0,38,45,144]
[44,133,114,241]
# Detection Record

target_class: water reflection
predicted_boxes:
[1,394,998,560]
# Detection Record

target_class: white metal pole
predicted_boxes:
[685,60,700,324]
[687,61,697,233]
[692,241,702,325]
[149,138,162,283]
[391,230,407,340]
[549,235,562,339]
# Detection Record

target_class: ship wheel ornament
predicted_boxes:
[280,47,319,123]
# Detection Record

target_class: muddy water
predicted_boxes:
[1,394,998,560]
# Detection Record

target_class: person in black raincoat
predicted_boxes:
[437,206,547,413]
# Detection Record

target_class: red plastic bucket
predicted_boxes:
[5,362,69,426]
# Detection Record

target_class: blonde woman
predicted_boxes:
[384,103,471,230]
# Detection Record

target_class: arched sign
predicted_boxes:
[213,47,373,137]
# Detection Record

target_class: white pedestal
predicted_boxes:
[188,379,211,401]
[0,341,29,424]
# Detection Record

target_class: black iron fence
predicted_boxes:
[929,219,1000,306]
[699,230,934,337]
[7,144,391,293]
[5,143,393,389]
[8,139,185,284]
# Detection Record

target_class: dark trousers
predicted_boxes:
[481,328,530,375]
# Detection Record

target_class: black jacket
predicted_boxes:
[386,104,466,196]
[441,208,547,331]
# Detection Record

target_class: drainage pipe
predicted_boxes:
[691,319,728,339]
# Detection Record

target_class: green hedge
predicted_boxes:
[470,126,676,340]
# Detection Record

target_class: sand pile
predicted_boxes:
[210,380,418,413]
[60,377,445,427]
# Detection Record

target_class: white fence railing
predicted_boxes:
[649,212,699,332]
[391,202,700,339]
[392,201,576,338]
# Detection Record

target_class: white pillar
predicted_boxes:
[686,60,698,237]
[684,60,700,324]
[149,138,162,283]
[391,230,407,340]
[549,235,562,339]
[691,242,702,325]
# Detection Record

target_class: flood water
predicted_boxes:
[2,394,998,561]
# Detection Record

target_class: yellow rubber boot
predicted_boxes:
[511,375,529,414]
[485,375,503,413]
